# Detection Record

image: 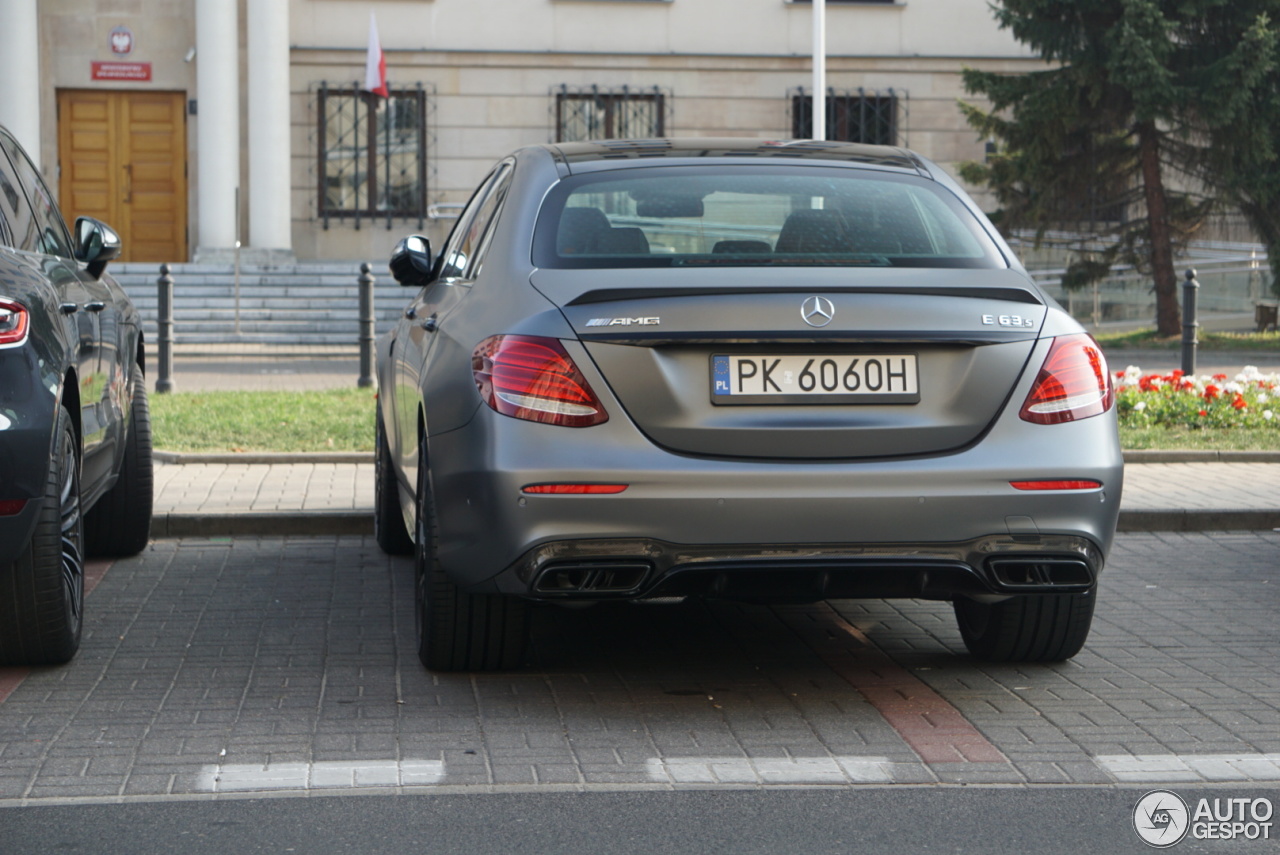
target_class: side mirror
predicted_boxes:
[73,217,122,279]
[389,234,434,287]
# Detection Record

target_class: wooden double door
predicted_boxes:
[57,89,188,262]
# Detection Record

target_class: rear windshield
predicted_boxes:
[532,166,1005,269]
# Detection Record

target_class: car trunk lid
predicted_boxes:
[532,268,1046,459]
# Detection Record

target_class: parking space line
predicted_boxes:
[198,760,447,792]
[1097,753,1280,783]
[0,559,112,706]
[778,603,1007,765]
[645,756,897,785]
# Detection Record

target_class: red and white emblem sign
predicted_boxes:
[109,26,134,56]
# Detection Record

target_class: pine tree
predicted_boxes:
[1196,3,1280,298]
[960,0,1277,336]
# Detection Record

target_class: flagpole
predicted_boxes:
[812,0,826,141]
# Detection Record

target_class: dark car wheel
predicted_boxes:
[85,364,153,557]
[414,437,527,672]
[953,589,1095,662]
[374,408,413,556]
[0,405,84,666]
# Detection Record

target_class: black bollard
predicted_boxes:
[1180,269,1199,376]
[358,262,376,389]
[156,263,175,393]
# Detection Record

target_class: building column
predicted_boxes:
[0,0,41,160]
[194,0,240,257]
[247,0,293,258]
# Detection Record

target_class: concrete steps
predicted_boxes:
[111,262,414,345]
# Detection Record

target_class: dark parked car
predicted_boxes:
[376,139,1122,672]
[0,125,152,665]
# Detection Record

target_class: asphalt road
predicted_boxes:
[6,787,1280,854]
[2,532,1279,853]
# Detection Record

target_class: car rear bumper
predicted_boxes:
[0,501,41,569]
[487,533,1104,603]
[425,405,1124,596]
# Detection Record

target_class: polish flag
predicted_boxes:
[364,13,389,98]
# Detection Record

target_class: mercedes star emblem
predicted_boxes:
[801,295,835,328]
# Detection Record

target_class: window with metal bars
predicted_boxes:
[791,88,900,146]
[554,86,666,142]
[317,83,427,224]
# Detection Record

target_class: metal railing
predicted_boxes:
[1014,235,1272,329]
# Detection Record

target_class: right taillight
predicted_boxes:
[1019,333,1114,425]
[472,334,608,428]
[0,299,30,348]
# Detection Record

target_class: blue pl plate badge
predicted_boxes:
[712,355,731,396]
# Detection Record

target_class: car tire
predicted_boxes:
[953,590,1095,662]
[0,405,85,666]
[84,364,153,557]
[374,408,414,556]
[414,436,527,672]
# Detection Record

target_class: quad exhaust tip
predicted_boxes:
[986,557,1093,591]
[533,562,652,595]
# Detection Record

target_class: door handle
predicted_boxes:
[421,314,438,332]
[84,301,107,313]
[404,307,417,320]
[59,302,79,315]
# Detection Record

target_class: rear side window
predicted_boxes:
[437,162,513,281]
[0,147,36,251]
[532,166,1004,270]
[0,132,73,259]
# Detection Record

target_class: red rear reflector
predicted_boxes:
[1010,480,1102,491]
[522,484,628,495]
[0,499,28,516]
[1019,333,1114,425]
[0,299,30,347]
[473,335,608,428]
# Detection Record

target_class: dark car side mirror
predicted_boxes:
[73,217,122,279]
[389,235,434,287]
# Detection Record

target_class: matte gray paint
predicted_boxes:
[376,141,1123,606]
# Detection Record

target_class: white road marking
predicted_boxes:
[198,759,445,792]
[1096,753,1280,782]
[645,756,896,785]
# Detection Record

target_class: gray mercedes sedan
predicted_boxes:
[376,139,1122,672]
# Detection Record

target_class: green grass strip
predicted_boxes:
[1096,328,1280,351]
[150,388,378,453]
[149,388,1280,454]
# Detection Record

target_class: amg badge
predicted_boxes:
[585,317,661,327]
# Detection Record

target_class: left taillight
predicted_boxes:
[0,299,30,348]
[472,334,609,428]
[1019,333,1114,425]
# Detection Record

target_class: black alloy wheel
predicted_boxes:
[414,435,527,672]
[84,363,153,556]
[0,405,84,665]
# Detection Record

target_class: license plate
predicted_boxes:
[711,354,920,405]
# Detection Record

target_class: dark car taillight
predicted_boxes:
[1019,333,1114,425]
[0,299,30,347]
[472,335,608,427]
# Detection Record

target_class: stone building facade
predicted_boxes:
[1,0,1038,264]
